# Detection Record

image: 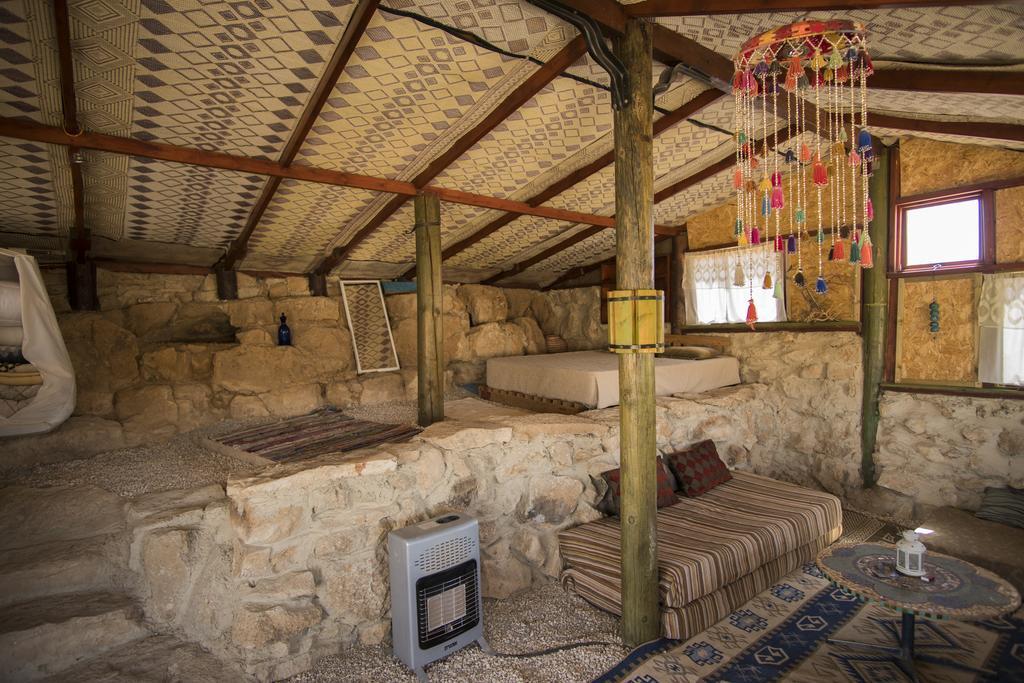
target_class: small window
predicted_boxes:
[683,246,787,325]
[898,194,983,272]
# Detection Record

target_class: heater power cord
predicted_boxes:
[482,640,621,658]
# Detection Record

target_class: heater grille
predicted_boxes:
[414,535,473,574]
[416,559,480,650]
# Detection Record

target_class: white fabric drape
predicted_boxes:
[978,271,1024,386]
[683,246,787,325]
[0,248,76,436]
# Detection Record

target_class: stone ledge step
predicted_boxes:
[39,633,248,683]
[0,536,129,607]
[0,592,150,682]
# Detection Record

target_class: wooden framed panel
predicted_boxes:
[339,279,400,374]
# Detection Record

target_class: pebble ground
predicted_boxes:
[291,580,628,683]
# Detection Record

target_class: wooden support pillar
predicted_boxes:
[67,259,97,311]
[415,192,444,427]
[670,230,687,333]
[308,272,327,297]
[214,263,238,301]
[860,142,891,488]
[613,17,660,647]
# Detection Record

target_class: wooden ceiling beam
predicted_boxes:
[0,117,682,235]
[311,35,590,276]
[412,88,724,280]
[623,0,1012,17]
[869,68,1024,97]
[53,0,87,262]
[222,0,380,269]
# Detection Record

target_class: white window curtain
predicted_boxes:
[683,246,787,325]
[978,272,1024,386]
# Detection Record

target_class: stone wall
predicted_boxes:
[6,272,602,466]
[876,392,1024,511]
[127,387,842,681]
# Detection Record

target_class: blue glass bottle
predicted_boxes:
[277,313,292,346]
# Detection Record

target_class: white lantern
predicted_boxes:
[896,530,927,577]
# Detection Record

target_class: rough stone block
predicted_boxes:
[465,322,526,360]
[274,297,340,323]
[142,528,194,623]
[231,603,322,650]
[259,384,323,418]
[358,373,404,405]
[458,285,508,324]
[247,571,316,602]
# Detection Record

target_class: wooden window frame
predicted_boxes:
[883,153,1024,395]
[892,189,992,277]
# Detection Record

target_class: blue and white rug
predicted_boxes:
[596,562,1024,683]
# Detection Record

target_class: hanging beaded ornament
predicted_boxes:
[732,20,874,326]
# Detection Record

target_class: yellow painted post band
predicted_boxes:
[607,289,665,353]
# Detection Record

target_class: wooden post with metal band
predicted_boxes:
[611,16,662,647]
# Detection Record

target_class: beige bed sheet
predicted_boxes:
[485,351,740,409]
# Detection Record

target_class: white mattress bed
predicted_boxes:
[486,350,741,409]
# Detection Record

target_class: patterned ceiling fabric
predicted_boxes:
[0,0,52,125]
[242,178,382,272]
[380,0,572,56]
[657,5,1024,65]
[122,158,265,249]
[448,214,579,270]
[268,11,576,268]
[0,137,63,238]
[447,95,745,274]
[313,50,705,271]
[813,82,1024,126]
[859,91,1023,126]
[431,67,612,200]
[521,227,617,283]
[654,130,818,228]
[130,0,358,159]
[0,1,74,241]
[343,200,494,266]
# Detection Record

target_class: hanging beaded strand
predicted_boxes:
[860,41,874,268]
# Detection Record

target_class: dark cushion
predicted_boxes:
[595,456,678,516]
[665,439,732,497]
[975,486,1024,529]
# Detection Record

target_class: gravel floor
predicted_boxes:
[291,580,628,683]
[0,421,263,498]
[0,390,495,499]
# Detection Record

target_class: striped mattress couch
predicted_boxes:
[559,471,842,639]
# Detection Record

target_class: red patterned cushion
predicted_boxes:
[665,440,732,497]
[595,456,678,516]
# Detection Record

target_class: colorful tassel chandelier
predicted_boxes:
[731,20,874,328]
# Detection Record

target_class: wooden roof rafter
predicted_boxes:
[220,0,381,271]
[622,0,1016,17]
[53,0,85,262]
[310,34,591,276]
[0,117,681,237]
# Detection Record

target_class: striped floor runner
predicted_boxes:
[211,410,421,463]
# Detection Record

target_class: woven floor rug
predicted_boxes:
[209,410,420,463]
[594,511,1024,683]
